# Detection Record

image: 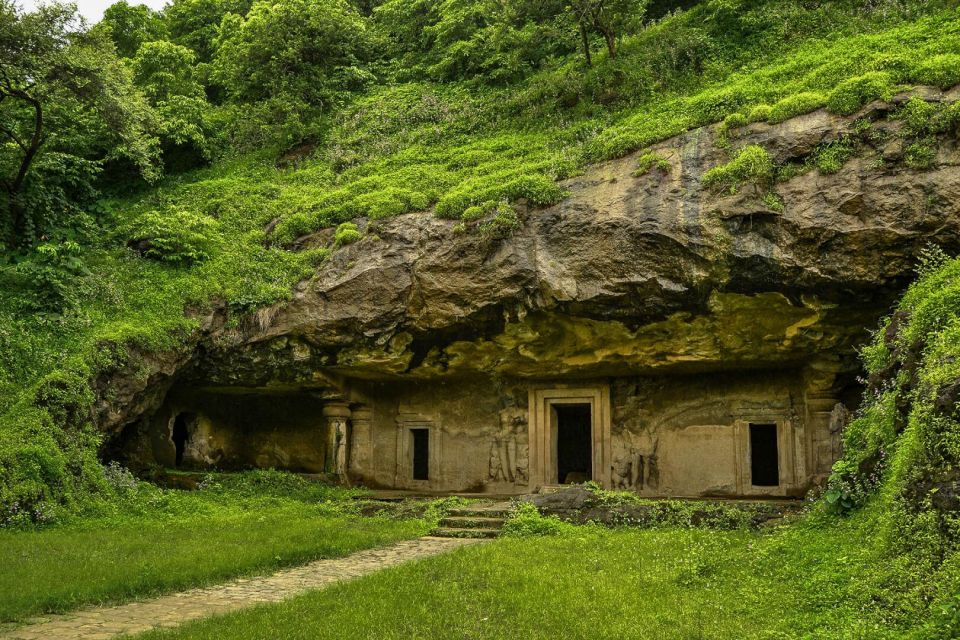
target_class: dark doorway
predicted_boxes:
[749,423,779,486]
[411,428,429,481]
[172,413,191,468]
[556,404,592,484]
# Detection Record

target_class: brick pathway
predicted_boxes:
[1,536,482,640]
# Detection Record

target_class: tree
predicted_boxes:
[98,0,167,58]
[570,0,649,64]
[165,0,253,62]
[132,40,211,167]
[212,0,374,106]
[0,1,159,248]
[373,0,577,83]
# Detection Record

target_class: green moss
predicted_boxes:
[904,139,937,169]
[826,71,895,115]
[814,138,856,174]
[333,222,362,247]
[702,145,773,192]
[632,152,671,177]
[768,91,825,123]
[914,53,960,90]
[762,191,785,212]
[900,96,938,134]
[747,104,772,122]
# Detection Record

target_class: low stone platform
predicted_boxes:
[523,486,804,527]
[0,537,482,640]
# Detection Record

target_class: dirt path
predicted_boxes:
[1,536,482,640]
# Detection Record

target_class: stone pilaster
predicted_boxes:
[348,406,373,481]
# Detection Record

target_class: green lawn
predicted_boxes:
[139,508,936,640]
[0,474,429,623]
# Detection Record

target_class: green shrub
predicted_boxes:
[826,72,894,115]
[762,192,785,212]
[461,205,486,221]
[900,97,938,134]
[702,145,774,192]
[434,172,566,220]
[126,208,220,265]
[501,502,571,537]
[333,222,362,247]
[476,202,521,238]
[913,53,960,89]
[748,104,772,123]
[632,152,671,177]
[723,112,749,129]
[904,139,936,169]
[900,97,960,136]
[8,242,90,313]
[815,138,856,174]
[768,91,826,123]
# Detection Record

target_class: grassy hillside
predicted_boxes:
[1,0,959,531]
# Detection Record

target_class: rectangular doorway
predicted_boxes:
[555,403,592,484]
[411,428,429,481]
[749,423,779,486]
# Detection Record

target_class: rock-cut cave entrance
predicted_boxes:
[556,403,592,484]
[749,423,780,487]
[171,413,194,469]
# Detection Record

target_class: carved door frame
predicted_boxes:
[528,385,612,490]
[394,414,442,490]
[733,415,796,496]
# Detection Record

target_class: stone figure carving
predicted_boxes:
[611,441,658,490]
[613,454,635,490]
[333,417,349,482]
[488,409,528,484]
[829,403,849,460]
[646,447,660,490]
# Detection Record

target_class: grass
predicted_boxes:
[0,472,430,623]
[136,504,943,640]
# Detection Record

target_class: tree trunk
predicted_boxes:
[604,29,617,59]
[580,24,593,67]
[1,89,43,248]
[6,189,26,246]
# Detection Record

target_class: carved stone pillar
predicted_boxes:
[322,402,351,482]
[348,406,373,481]
[804,360,843,478]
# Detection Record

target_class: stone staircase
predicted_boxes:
[432,503,512,539]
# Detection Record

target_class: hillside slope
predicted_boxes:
[0,0,959,580]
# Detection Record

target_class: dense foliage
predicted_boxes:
[0,0,158,249]
[0,7,959,634]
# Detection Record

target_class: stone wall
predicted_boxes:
[111,389,329,473]
[342,368,846,497]
[114,366,847,498]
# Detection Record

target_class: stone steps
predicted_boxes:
[431,527,502,539]
[441,516,506,529]
[432,504,512,538]
[447,507,512,519]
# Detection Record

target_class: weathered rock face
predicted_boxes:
[102,89,960,498]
